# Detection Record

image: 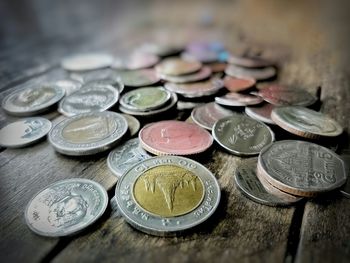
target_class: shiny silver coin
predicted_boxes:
[61,53,114,71]
[107,138,150,177]
[116,69,160,87]
[212,115,274,156]
[0,117,52,148]
[25,178,108,237]
[2,84,65,117]
[115,156,221,236]
[159,66,212,83]
[58,82,119,116]
[121,114,141,137]
[56,79,83,96]
[49,111,128,156]
[225,64,276,80]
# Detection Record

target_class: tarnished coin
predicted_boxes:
[212,115,274,156]
[271,106,343,139]
[61,53,114,71]
[0,117,52,148]
[107,138,150,177]
[25,178,108,237]
[159,66,212,83]
[245,103,276,125]
[223,75,256,92]
[191,102,235,130]
[258,140,347,197]
[155,58,202,76]
[56,79,83,96]
[115,156,220,236]
[121,114,140,137]
[120,87,171,112]
[116,69,160,87]
[49,111,128,156]
[2,84,65,116]
[139,120,213,155]
[225,64,276,80]
[215,92,263,107]
[58,82,119,116]
[228,55,274,68]
[112,53,160,70]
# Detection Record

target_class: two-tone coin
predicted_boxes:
[121,114,140,137]
[0,117,52,148]
[245,103,276,125]
[113,53,160,70]
[115,156,220,236]
[215,92,263,107]
[139,120,213,155]
[116,69,160,87]
[159,66,211,83]
[2,84,65,116]
[25,178,108,236]
[61,53,114,71]
[55,79,83,96]
[49,111,128,156]
[155,58,202,76]
[225,64,276,80]
[223,75,256,92]
[228,55,274,68]
[212,115,274,156]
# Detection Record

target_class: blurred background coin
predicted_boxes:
[155,58,202,76]
[61,53,114,71]
[225,64,276,80]
[215,92,263,107]
[245,103,276,125]
[223,75,256,92]
[116,69,160,87]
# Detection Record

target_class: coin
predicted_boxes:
[225,64,276,80]
[121,114,140,136]
[271,106,343,139]
[49,111,128,156]
[115,156,220,236]
[116,69,160,87]
[61,53,114,71]
[138,43,182,57]
[191,102,235,130]
[207,62,227,73]
[58,82,119,116]
[155,58,202,76]
[120,87,171,112]
[86,78,124,93]
[112,52,160,70]
[0,117,52,148]
[159,66,212,83]
[223,75,256,92]
[212,115,274,156]
[245,103,276,125]
[107,138,151,177]
[25,178,108,236]
[139,120,213,155]
[258,140,347,197]
[56,79,83,96]
[215,92,263,107]
[181,50,219,63]
[228,55,274,68]
[339,153,350,198]
[2,84,65,116]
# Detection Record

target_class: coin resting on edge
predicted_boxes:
[61,53,114,71]
[0,117,52,148]
[159,66,212,83]
[121,114,140,137]
[212,115,274,156]
[271,106,343,139]
[115,156,220,236]
[225,64,276,80]
[116,69,160,87]
[245,103,276,125]
[155,58,202,76]
[2,84,65,116]
[49,111,128,156]
[25,178,108,237]
[258,140,347,197]
[215,92,263,107]
[223,75,256,92]
[139,120,213,155]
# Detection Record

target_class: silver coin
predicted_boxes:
[112,52,160,70]
[61,53,114,71]
[2,84,65,116]
[121,114,141,137]
[116,69,160,87]
[56,79,83,96]
[159,66,212,83]
[339,153,350,198]
[215,92,263,107]
[25,178,108,237]
[212,115,275,156]
[115,156,220,236]
[138,43,182,57]
[58,82,119,116]
[245,103,276,125]
[225,64,276,80]
[258,140,347,196]
[107,138,150,177]
[49,111,128,156]
[228,55,274,68]
[0,117,52,148]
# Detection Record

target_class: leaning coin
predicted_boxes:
[107,138,150,177]
[225,64,276,80]
[49,111,128,156]
[61,53,114,71]
[116,69,160,87]
[258,140,347,197]
[223,75,256,92]
[215,92,263,107]
[271,106,343,139]
[228,54,274,68]
[245,103,276,125]
[2,84,65,116]
[159,66,212,83]
[0,117,52,148]
[112,52,160,70]
[212,115,274,156]
[56,79,82,96]
[139,120,213,155]
[25,178,108,237]
[155,58,202,76]
[121,114,140,137]
[58,82,119,116]
[115,156,220,236]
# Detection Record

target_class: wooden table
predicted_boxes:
[1,1,349,262]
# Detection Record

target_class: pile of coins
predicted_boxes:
[0,40,348,237]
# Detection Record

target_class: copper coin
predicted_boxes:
[139,120,213,155]
[225,64,276,80]
[159,66,212,83]
[215,92,263,107]
[113,52,160,70]
[223,75,256,92]
[155,58,202,76]
[245,103,276,125]
[228,54,274,68]
[207,62,227,73]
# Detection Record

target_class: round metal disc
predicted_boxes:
[61,53,114,71]
[225,64,276,80]
[159,66,212,83]
[121,114,141,137]
[215,92,263,107]
[116,69,160,87]
[155,58,202,76]
[245,103,276,125]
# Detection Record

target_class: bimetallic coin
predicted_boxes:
[2,84,65,116]
[0,117,52,148]
[245,103,276,125]
[155,58,202,76]
[120,87,171,112]
[215,92,263,107]
[25,178,108,237]
[121,114,140,137]
[258,140,347,197]
[56,79,82,96]
[58,83,119,116]
[228,55,274,68]
[107,138,150,177]
[112,53,160,70]
[271,106,343,139]
[212,115,274,156]
[191,102,235,130]
[223,75,256,92]
[139,120,213,155]
[61,53,114,71]
[49,111,128,156]
[116,69,160,87]
[115,156,220,236]
[159,66,212,83]
[225,64,276,80]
